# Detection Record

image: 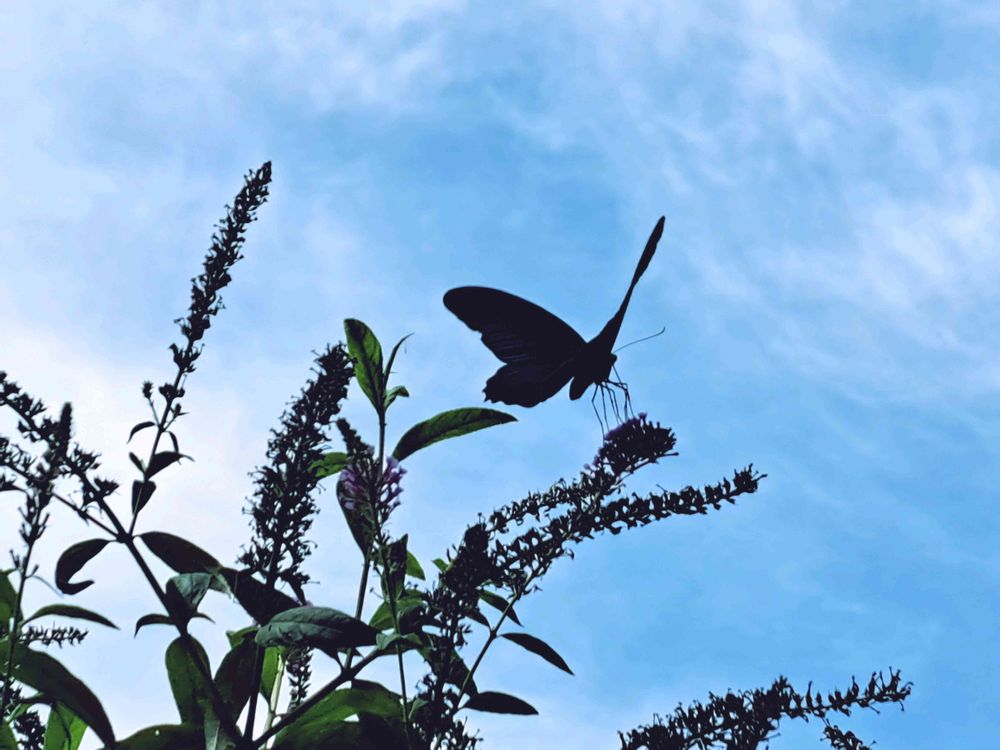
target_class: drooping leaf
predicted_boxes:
[405,551,425,581]
[383,385,409,410]
[220,568,298,625]
[344,319,384,412]
[164,573,214,623]
[102,723,202,750]
[134,614,173,635]
[146,451,191,479]
[0,639,116,746]
[309,451,348,480]
[140,532,223,576]
[255,606,377,652]
[165,637,213,726]
[391,408,516,462]
[466,608,490,628]
[479,590,522,626]
[43,704,87,750]
[131,479,157,515]
[463,690,538,715]
[501,632,573,674]
[0,568,20,624]
[55,539,111,595]
[127,421,156,443]
[26,604,118,630]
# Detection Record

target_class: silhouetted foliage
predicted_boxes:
[0,163,910,750]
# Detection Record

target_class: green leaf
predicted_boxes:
[463,690,538,715]
[43,704,87,750]
[431,558,450,573]
[344,319,384,412]
[103,723,202,750]
[219,568,298,624]
[164,573,214,623]
[383,385,409,410]
[134,614,173,635]
[165,637,212,726]
[479,590,522,626]
[272,685,403,749]
[0,568,20,625]
[222,627,278,701]
[146,451,191,479]
[214,631,255,716]
[309,451,348,479]
[255,606,377,652]
[1,719,17,750]
[139,532,222,576]
[131,479,157,515]
[381,536,408,601]
[405,551,425,581]
[501,632,573,674]
[55,539,111,595]
[0,639,116,746]
[127,421,156,443]
[382,333,413,390]
[25,604,117,630]
[391,408,516,462]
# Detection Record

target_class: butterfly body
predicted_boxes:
[444,216,665,409]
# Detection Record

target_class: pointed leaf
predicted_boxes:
[501,632,573,674]
[135,613,173,635]
[463,690,538,715]
[213,631,256,716]
[127,421,156,443]
[405,551,425,581]
[26,604,117,630]
[0,640,116,746]
[55,539,111,595]
[131,480,157,515]
[146,451,191,479]
[479,590,521,626]
[164,573,213,623]
[272,685,403,749]
[344,319,384,411]
[43,704,87,750]
[165,637,212,726]
[383,385,409,410]
[309,451,348,479]
[140,533,222,575]
[383,333,413,389]
[381,536,407,601]
[256,606,377,652]
[129,452,145,473]
[391,408,516,462]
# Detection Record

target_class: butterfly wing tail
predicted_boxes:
[628,216,665,291]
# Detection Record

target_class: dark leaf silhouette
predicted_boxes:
[463,690,538,715]
[55,538,111,595]
[501,632,573,674]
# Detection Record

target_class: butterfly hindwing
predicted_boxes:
[443,287,585,406]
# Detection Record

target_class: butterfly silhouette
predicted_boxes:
[444,216,665,416]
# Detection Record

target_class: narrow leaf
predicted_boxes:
[479,590,522,626]
[0,568,20,625]
[501,632,573,674]
[140,533,222,575]
[344,318,384,411]
[129,452,145,473]
[55,539,111,595]
[43,704,87,750]
[213,631,256,715]
[405,551,425,581]
[0,640,116,746]
[383,385,409,410]
[382,333,413,388]
[127,421,156,443]
[391,408,516,462]
[26,604,118,630]
[463,690,538,715]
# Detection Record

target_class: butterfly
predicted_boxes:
[444,216,665,418]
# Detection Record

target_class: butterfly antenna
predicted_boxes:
[613,326,666,354]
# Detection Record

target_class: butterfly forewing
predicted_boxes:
[443,287,586,406]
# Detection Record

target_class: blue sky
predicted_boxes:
[1,2,998,747]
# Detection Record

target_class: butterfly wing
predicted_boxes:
[569,216,666,400]
[444,287,585,406]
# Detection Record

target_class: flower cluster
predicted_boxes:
[239,344,353,600]
[587,413,677,475]
[618,670,911,750]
